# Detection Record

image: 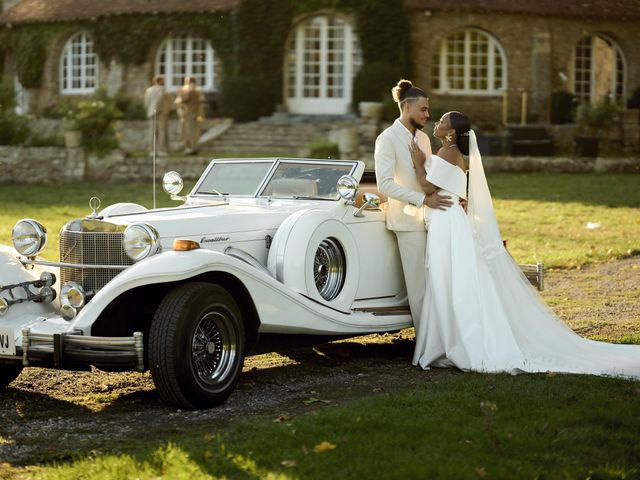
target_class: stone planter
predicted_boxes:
[358,101,384,121]
[64,130,82,148]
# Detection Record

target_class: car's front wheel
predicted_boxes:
[0,363,23,389]
[149,282,245,410]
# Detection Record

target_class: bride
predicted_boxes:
[409,111,640,378]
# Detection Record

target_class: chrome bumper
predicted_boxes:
[20,327,144,371]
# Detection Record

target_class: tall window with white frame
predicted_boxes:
[573,34,625,104]
[431,28,506,95]
[285,14,362,115]
[156,37,216,92]
[60,32,98,94]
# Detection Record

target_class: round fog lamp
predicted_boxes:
[60,303,77,321]
[61,282,86,308]
[12,219,47,257]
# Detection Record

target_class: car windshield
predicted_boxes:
[193,159,357,199]
[260,161,355,199]
[194,161,274,196]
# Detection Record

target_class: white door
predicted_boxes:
[285,15,362,115]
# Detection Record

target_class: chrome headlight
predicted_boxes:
[61,282,86,308]
[123,223,161,262]
[12,219,47,256]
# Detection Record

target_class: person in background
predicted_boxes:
[175,76,205,155]
[144,74,172,156]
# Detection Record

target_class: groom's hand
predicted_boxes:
[424,191,453,210]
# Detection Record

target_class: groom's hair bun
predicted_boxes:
[392,79,428,104]
[392,79,414,103]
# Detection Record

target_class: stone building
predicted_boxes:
[1,0,639,125]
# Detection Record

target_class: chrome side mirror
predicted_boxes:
[163,171,186,202]
[353,193,381,217]
[337,175,359,204]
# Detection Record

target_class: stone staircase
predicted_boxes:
[200,120,334,157]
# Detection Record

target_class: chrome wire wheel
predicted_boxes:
[192,310,238,387]
[314,237,346,301]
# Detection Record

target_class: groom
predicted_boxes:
[374,79,452,323]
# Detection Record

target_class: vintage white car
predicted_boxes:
[0,158,542,410]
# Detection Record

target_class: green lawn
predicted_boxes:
[1,172,639,479]
[13,375,640,480]
[1,173,639,267]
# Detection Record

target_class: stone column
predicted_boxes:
[531,30,552,123]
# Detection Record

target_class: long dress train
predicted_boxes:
[412,134,640,379]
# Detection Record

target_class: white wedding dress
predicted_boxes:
[412,132,640,378]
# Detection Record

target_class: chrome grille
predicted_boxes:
[60,230,133,291]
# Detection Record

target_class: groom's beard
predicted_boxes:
[409,118,425,131]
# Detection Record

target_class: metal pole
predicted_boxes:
[152,109,157,209]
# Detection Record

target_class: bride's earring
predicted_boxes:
[445,133,453,143]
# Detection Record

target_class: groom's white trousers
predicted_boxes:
[394,231,427,324]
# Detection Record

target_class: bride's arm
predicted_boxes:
[409,142,438,195]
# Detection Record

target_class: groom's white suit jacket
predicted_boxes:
[375,119,432,231]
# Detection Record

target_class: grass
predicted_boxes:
[10,375,640,479]
[1,172,639,479]
[0,173,638,266]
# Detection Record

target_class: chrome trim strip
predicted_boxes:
[20,259,128,270]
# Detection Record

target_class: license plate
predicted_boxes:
[0,327,16,356]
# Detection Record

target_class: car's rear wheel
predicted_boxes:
[0,363,23,389]
[149,282,245,410]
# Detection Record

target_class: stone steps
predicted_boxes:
[201,121,333,155]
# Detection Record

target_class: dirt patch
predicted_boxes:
[1,257,638,468]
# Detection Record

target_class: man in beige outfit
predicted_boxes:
[144,74,172,156]
[375,79,452,323]
[175,76,205,155]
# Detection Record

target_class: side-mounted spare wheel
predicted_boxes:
[149,282,245,410]
[0,363,23,389]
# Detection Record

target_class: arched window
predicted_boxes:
[431,29,506,95]
[60,32,98,94]
[285,15,362,114]
[156,37,216,91]
[573,34,625,103]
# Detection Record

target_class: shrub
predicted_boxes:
[65,89,123,153]
[575,100,623,133]
[113,90,147,120]
[309,141,340,159]
[0,74,16,111]
[352,61,401,112]
[0,110,30,145]
[219,75,274,121]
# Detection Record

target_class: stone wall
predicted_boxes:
[1,145,638,186]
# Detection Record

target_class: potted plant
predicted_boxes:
[352,62,399,121]
[574,100,623,157]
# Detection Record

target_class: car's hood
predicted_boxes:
[100,200,313,239]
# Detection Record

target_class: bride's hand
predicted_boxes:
[409,142,426,168]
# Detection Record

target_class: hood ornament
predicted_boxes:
[87,196,103,219]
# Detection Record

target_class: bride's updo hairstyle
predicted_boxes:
[449,111,471,155]
[391,79,428,107]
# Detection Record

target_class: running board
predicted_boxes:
[352,306,411,316]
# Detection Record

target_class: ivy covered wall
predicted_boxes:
[0,0,412,119]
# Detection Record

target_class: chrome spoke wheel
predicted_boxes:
[192,310,238,387]
[314,237,346,301]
